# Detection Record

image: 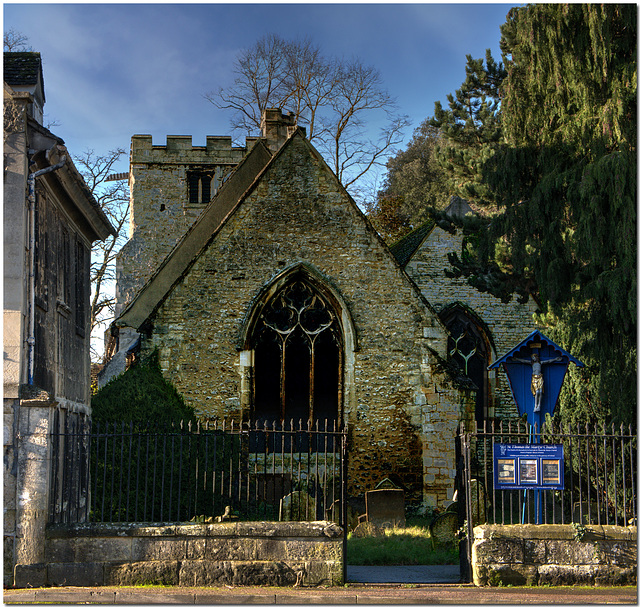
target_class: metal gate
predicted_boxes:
[456,419,637,581]
[455,427,472,582]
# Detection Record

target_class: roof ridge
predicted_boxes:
[388,219,436,267]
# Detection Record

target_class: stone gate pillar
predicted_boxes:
[11,396,57,587]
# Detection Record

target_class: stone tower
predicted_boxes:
[115,134,254,316]
[100,110,303,384]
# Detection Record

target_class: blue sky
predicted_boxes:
[4,2,515,179]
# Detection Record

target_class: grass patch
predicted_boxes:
[132,583,174,588]
[346,519,459,566]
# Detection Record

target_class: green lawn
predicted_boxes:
[346,518,459,566]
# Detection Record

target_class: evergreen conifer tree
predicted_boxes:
[430,50,506,204]
[432,4,637,425]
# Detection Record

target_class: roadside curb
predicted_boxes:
[4,584,637,605]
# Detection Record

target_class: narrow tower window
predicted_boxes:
[187,171,212,204]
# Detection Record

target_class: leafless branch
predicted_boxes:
[73,148,129,360]
[4,28,33,52]
[205,35,407,194]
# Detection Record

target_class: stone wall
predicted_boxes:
[139,134,473,508]
[406,226,539,420]
[472,524,637,586]
[14,521,343,588]
[3,397,19,587]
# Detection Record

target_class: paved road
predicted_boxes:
[4,584,637,604]
[347,565,461,584]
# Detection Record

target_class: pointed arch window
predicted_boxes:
[441,306,490,425]
[251,279,342,428]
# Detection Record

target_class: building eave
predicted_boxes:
[32,145,116,242]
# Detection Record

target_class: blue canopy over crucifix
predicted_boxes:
[489,330,584,420]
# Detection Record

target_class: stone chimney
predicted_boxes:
[260,109,305,152]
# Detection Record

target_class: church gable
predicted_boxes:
[404,209,539,422]
[125,131,447,349]
[136,130,471,506]
[145,131,449,395]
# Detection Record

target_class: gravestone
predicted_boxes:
[469,479,488,525]
[429,511,459,548]
[279,491,316,521]
[351,521,384,538]
[365,488,405,529]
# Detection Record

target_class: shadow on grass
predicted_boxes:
[346,518,459,566]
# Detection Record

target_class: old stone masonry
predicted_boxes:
[102,109,537,510]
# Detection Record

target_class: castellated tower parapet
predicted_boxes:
[116,134,257,317]
[114,109,302,320]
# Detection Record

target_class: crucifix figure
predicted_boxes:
[512,352,563,413]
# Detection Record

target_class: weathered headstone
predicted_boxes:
[365,488,405,529]
[351,521,384,538]
[469,479,488,525]
[279,491,316,521]
[429,511,459,548]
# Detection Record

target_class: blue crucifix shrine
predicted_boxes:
[489,330,584,523]
[489,330,584,423]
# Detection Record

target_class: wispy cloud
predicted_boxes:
[4,3,513,155]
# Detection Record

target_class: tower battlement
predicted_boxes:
[130,134,258,165]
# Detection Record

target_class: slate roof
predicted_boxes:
[388,197,478,267]
[388,220,435,268]
[4,52,44,100]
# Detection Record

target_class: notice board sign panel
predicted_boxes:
[493,443,564,490]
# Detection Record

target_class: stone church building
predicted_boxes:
[104,110,537,509]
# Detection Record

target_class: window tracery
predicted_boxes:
[442,307,489,424]
[252,279,341,427]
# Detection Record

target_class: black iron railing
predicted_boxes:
[460,420,637,528]
[49,418,347,526]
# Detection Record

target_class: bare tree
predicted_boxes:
[73,148,129,360]
[205,34,409,193]
[4,28,33,51]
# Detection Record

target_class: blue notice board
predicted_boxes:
[493,443,564,490]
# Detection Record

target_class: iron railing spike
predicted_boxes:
[51,409,635,528]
